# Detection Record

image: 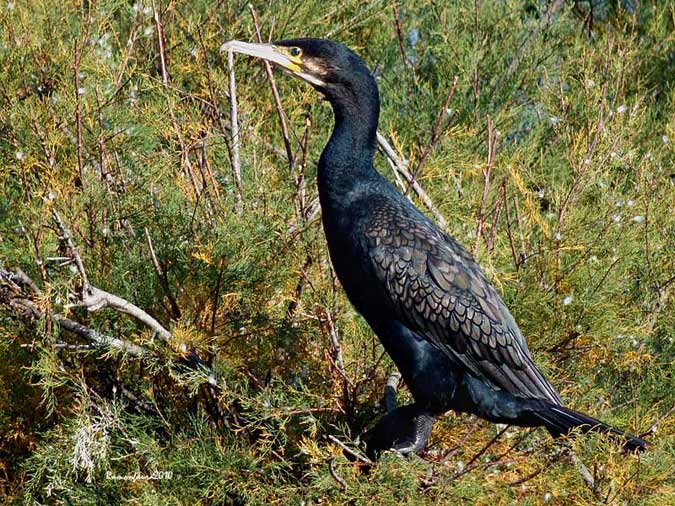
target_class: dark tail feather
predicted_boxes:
[534,403,649,452]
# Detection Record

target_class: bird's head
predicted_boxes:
[220,38,377,105]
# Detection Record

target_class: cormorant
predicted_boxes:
[221,38,648,455]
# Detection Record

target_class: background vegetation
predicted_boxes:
[0,0,673,504]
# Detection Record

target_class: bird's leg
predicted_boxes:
[362,371,436,458]
[383,371,401,413]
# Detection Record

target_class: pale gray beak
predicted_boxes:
[220,40,326,87]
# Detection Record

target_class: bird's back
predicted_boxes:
[322,172,562,405]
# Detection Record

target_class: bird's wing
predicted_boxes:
[364,206,561,404]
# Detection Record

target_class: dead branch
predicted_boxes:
[327,435,373,465]
[327,457,348,491]
[51,209,89,288]
[376,132,448,228]
[52,209,172,342]
[226,49,244,212]
[502,181,521,271]
[321,304,353,406]
[0,267,146,356]
[76,285,171,343]
[392,3,412,72]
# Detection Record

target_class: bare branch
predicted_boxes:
[54,312,147,356]
[473,115,498,254]
[392,3,412,72]
[327,435,373,465]
[249,5,294,170]
[76,285,171,343]
[641,403,675,438]
[52,209,171,342]
[0,267,222,390]
[74,39,84,185]
[0,267,146,356]
[376,132,448,228]
[327,457,348,491]
[227,49,244,212]
[52,209,89,288]
[144,227,181,320]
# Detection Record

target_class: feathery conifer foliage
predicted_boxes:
[0,1,673,504]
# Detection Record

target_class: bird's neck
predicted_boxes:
[318,89,380,207]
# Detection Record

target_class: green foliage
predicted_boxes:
[0,0,673,504]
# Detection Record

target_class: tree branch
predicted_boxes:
[376,132,448,228]
[52,209,172,342]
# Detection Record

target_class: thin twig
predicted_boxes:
[51,209,89,288]
[321,304,352,409]
[249,5,294,170]
[74,39,84,185]
[327,435,373,465]
[328,458,348,491]
[640,403,675,438]
[508,449,564,486]
[450,424,510,481]
[144,227,181,320]
[227,49,244,212]
[405,76,459,195]
[151,0,202,207]
[502,181,520,271]
[392,3,411,71]
[376,133,447,228]
[53,210,172,342]
[473,115,497,254]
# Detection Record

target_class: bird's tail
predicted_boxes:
[533,402,649,452]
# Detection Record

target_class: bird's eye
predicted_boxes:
[290,47,302,57]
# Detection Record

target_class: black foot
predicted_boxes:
[362,404,436,459]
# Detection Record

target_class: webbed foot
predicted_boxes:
[362,404,435,459]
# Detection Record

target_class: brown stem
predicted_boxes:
[377,133,447,228]
[473,115,497,254]
[74,39,84,185]
[249,5,294,170]
[405,76,459,196]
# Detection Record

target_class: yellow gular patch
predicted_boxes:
[286,61,301,72]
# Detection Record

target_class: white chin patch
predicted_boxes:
[296,71,326,88]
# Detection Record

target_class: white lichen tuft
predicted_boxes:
[71,405,116,483]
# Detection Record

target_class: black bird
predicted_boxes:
[221,38,649,455]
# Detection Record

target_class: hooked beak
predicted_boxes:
[220,40,326,88]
